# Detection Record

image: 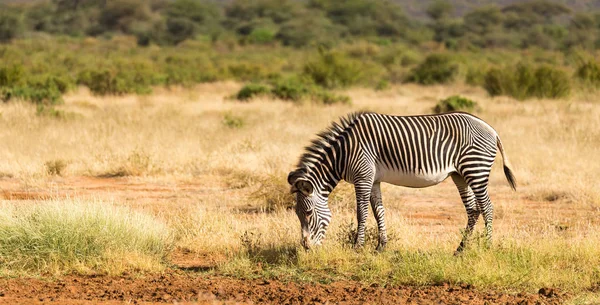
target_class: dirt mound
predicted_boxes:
[0,272,565,305]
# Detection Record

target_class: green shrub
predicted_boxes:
[235,83,271,101]
[234,79,351,105]
[1,86,62,104]
[77,70,129,96]
[465,67,486,86]
[271,79,311,101]
[228,63,268,82]
[484,64,570,100]
[375,79,390,91]
[534,66,571,99]
[313,90,351,105]
[248,28,276,44]
[575,60,600,85]
[406,53,458,85]
[434,95,478,114]
[77,70,154,96]
[0,64,24,87]
[303,49,363,89]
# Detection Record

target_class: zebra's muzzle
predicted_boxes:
[302,236,311,250]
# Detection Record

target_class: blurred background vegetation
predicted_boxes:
[2,0,600,104]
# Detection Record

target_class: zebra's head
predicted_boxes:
[288,169,332,250]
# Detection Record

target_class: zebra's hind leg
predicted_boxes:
[451,174,480,255]
[370,182,388,251]
[466,175,494,249]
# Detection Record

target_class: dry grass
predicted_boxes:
[1,83,600,300]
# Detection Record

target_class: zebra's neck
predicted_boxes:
[299,137,347,196]
[297,114,364,196]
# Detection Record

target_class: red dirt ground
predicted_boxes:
[0,177,578,304]
[0,270,565,305]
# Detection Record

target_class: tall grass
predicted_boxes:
[0,199,173,275]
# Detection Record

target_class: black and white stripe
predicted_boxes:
[288,111,516,252]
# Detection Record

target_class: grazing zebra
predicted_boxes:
[288,111,516,253]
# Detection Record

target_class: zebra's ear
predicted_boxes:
[295,179,314,197]
[287,169,304,185]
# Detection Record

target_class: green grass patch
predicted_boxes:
[216,238,600,292]
[0,199,173,275]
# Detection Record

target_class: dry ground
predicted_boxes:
[0,83,599,304]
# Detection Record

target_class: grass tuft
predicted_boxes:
[0,199,173,275]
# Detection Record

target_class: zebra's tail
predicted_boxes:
[497,136,517,191]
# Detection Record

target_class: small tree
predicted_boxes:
[0,10,24,42]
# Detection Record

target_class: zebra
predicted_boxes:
[287,111,516,253]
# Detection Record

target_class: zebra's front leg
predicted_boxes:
[451,174,480,255]
[353,187,371,249]
[370,182,388,251]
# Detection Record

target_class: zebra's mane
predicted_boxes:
[296,111,370,168]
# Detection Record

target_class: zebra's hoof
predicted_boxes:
[352,243,364,250]
[376,243,386,252]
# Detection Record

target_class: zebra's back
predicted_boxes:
[353,112,498,188]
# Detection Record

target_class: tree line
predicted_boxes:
[1,0,600,50]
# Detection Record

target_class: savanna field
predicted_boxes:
[0,81,599,304]
[2,0,600,304]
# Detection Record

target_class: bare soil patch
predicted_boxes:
[0,271,565,305]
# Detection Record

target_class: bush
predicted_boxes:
[0,10,24,42]
[248,28,276,44]
[234,79,351,105]
[406,53,458,85]
[235,83,271,100]
[484,64,570,100]
[77,70,129,96]
[77,69,154,96]
[434,95,478,114]
[0,64,24,87]
[271,79,311,101]
[575,60,600,85]
[313,90,351,105]
[1,86,62,105]
[465,67,486,86]
[534,66,571,99]
[303,49,363,89]
[228,63,269,82]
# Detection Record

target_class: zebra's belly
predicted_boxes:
[377,167,453,188]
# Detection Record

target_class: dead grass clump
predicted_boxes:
[335,220,381,248]
[98,150,155,178]
[250,174,294,212]
[215,167,262,189]
[222,112,245,129]
[45,159,67,176]
[527,189,574,203]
